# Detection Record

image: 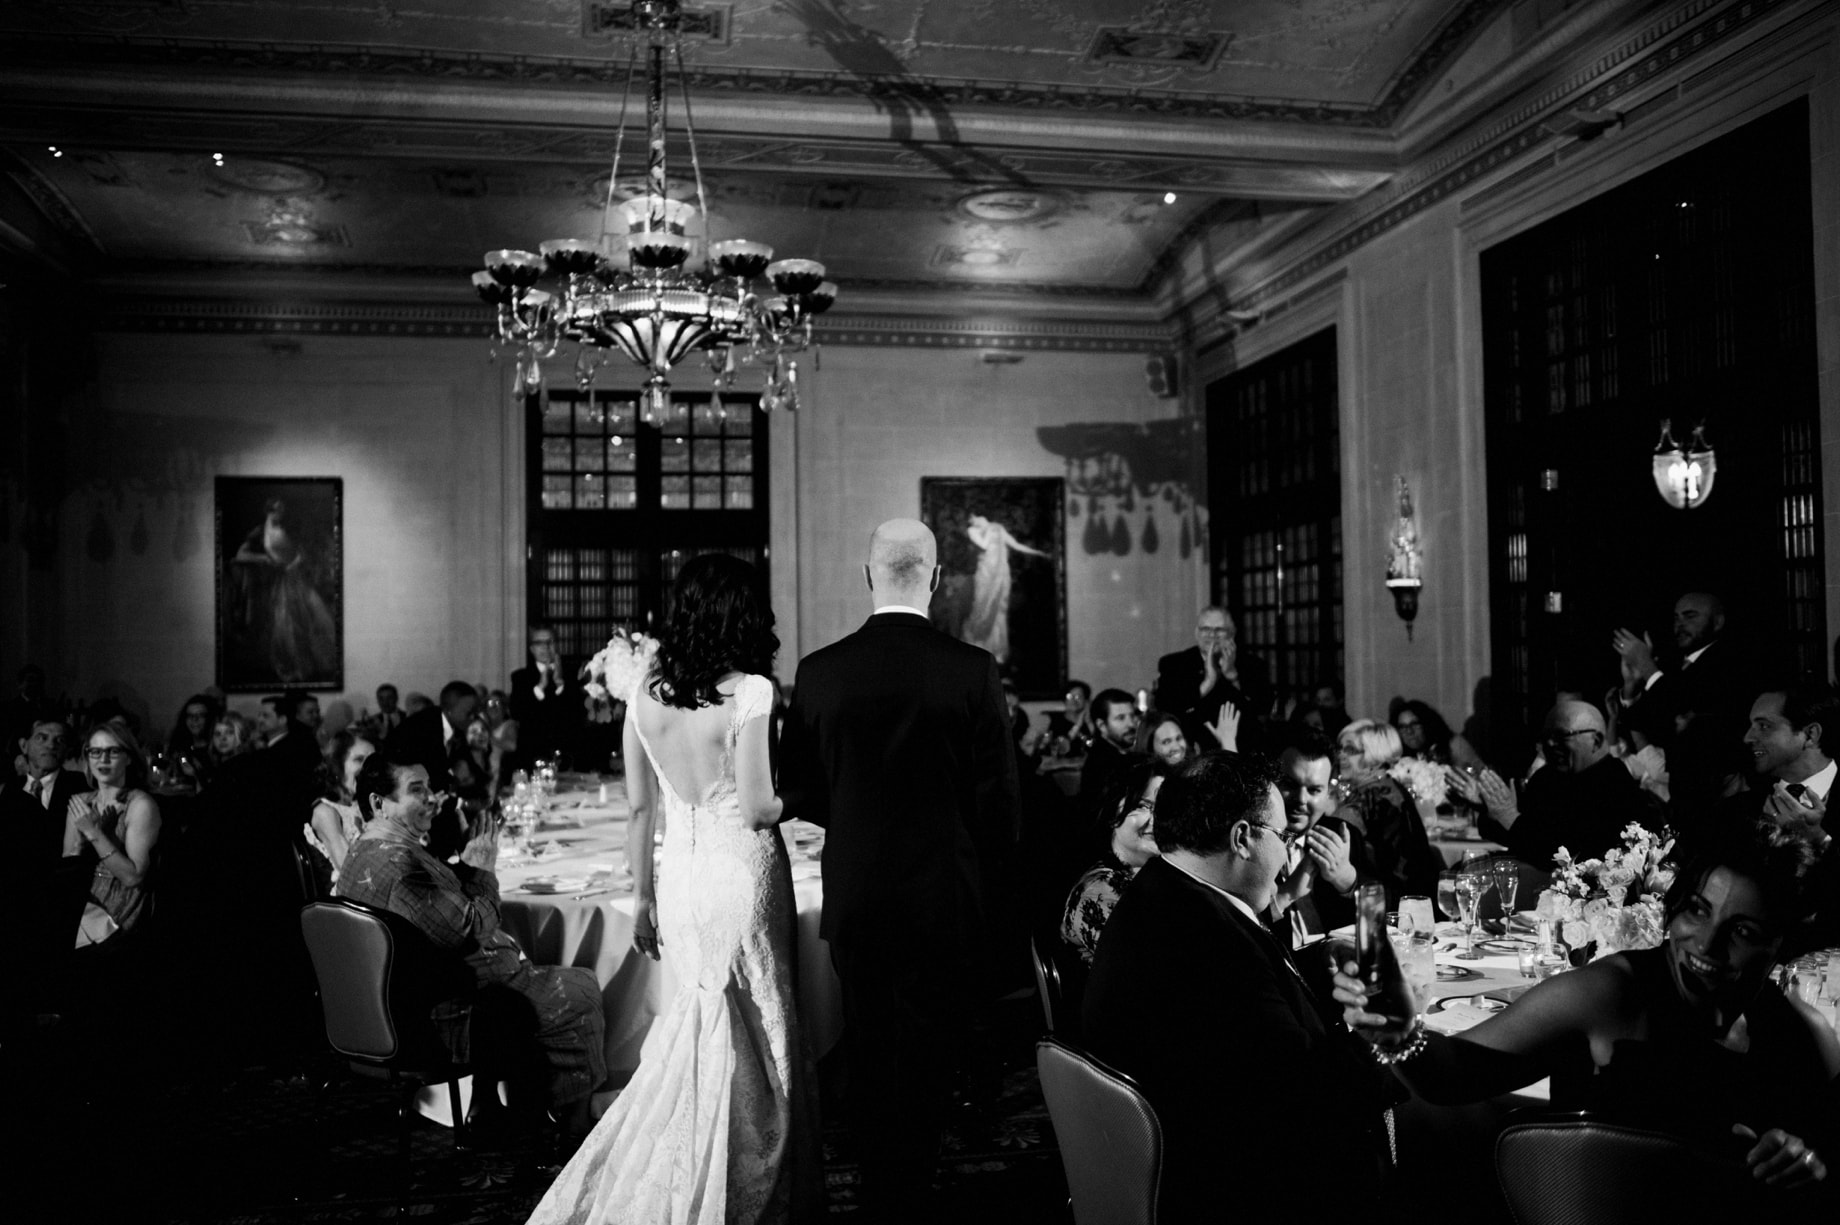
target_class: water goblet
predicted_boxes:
[1399,895,1435,936]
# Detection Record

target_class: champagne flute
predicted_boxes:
[1454,870,1488,960]
[1491,859,1523,938]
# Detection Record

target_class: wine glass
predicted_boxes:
[1454,869,1490,960]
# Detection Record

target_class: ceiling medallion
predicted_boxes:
[957,189,1060,224]
[474,0,834,416]
[212,159,326,195]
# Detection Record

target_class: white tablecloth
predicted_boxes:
[419,781,840,1122]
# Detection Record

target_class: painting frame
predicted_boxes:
[920,476,1068,699]
[215,476,344,692]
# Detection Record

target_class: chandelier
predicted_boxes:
[472,0,835,416]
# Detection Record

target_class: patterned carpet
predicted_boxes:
[19,1001,1064,1224]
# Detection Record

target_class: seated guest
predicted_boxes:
[166,693,219,762]
[1132,710,1192,769]
[1335,719,1442,907]
[337,753,606,1130]
[289,691,324,742]
[1270,734,1371,947]
[1729,681,1838,951]
[1084,752,1393,1223]
[482,688,518,764]
[1060,759,1162,965]
[1077,688,1140,804]
[305,729,377,882]
[63,718,162,949]
[1334,820,1838,1211]
[210,711,257,769]
[511,625,582,768]
[7,717,84,872]
[1312,678,1352,740]
[1154,605,1272,750]
[1392,698,1483,770]
[389,680,481,857]
[459,715,507,802]
[1042,679,1093,753]
[372,682,406,740]
[1470,699,1664,871]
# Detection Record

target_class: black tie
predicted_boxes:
[1785,783,1808,801]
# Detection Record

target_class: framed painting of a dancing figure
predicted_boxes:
[920,476,1067,698]
[215,476,343,691]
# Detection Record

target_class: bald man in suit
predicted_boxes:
[781,519,1021,1222]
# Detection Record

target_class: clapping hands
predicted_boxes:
[458,804,500,871]
[1207,702,1241,752]
[1611,627,1658,694]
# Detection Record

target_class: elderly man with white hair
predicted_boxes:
[1478,699,1665,870]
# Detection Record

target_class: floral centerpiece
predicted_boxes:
[581,628,659,723]
[1388,757,1448,805]
[1535,822,1676,961]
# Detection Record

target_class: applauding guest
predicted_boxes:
[1083,751,1393,1223]
[63,719,162,949]
[1335,719,1442,907]
[1269,734,1371,946]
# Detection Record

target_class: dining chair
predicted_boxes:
[1036,1036,1161,1225]
[1496,1112,1753,1222]
[1029,936,1063,1034]
[299,898,476,1159]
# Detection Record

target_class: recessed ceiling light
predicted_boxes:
[959,250,1004,266]
[48,145,62,158]
[1163,191,1177,204]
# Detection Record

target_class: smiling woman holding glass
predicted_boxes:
[1334,820,1839,1211]
[62,718,163,949]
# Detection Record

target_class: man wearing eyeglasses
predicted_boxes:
[1083,751,1391,1222]
[1153,605,1273,752]
[1478,699,1663,870]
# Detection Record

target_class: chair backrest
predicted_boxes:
[1037,1036,1161,1225]
[1029,936,1062,1033]
[301,899,404,1062]
[1496,1115,1753,1223]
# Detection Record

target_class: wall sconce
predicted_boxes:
[1651,419,1716,509]
[1385,475,1423,640]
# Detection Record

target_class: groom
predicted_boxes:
[782,518,1021,1220]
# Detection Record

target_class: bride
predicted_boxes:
[526,554,820,1224]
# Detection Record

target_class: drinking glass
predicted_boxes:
[1436,872,1462,924]
[1392,931,1436,1016]
[1492,860,1523,939]
[1399,895,1435,936]
[1454,870,1489,960]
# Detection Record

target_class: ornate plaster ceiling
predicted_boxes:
[0,0,1513,310]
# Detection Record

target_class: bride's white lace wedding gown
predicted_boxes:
[525,673,820,1225]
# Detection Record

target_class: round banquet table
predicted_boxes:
[418,779,839,1123]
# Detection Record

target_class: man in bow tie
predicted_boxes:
[510,625,581,769]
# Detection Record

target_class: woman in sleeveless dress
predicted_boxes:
[1334,819,1838,1212]
[527,554,820,1225]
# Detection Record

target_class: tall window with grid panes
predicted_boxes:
[527,389,768,667]
[1205,326,1343,709]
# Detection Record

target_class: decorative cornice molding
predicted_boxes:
[97,295,1172,352]
[0,149,106,257]
[0,3,1501,129]
[1212,0,1798,314]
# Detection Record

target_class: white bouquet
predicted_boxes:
[1535,823,1675,960]
[582,628,659,721]
[1388,756,1448,805]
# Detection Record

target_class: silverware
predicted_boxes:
[569,887,616,901]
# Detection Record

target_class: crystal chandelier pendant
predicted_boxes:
[471,0,836,413]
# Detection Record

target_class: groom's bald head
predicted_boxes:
[866,519,939,605]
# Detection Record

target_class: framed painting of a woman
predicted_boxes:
[215,477,343,691]
[920,477,1067,698]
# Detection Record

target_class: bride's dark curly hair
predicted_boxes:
[649,553,779,710]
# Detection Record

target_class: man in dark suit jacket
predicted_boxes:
[388,681,481,858]
[781,518,1021,1222]
[1083,751,1392,1223]
[7,717,85,873]
[1613,591,1754,826]
[509,625,582,768]
[1155,605,1273,752]
[1270,735,1371,944]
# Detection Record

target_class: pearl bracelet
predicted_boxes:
[1371,1022,1428,1066]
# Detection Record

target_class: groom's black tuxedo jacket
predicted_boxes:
[781,611,1021,952]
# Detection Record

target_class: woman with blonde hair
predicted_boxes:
[1334,718,1441,906]
[63,718,163,948]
